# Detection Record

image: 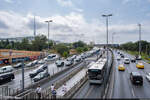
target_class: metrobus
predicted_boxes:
[87,58,107,84]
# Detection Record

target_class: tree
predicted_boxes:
[31,35,48,51]
[73,41,86,48]
[76,47,83,53]
[55,44,69,56]
[20,38,30,50]
[63,51,69,58]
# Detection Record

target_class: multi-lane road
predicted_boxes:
[108,50,150,98]
[73,51,112,98]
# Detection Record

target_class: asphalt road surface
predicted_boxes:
[111,50,150,99]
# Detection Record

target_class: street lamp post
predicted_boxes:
[45,20,53,50]
[138,24,141,56]
[102,14,112,64]
[112,32,116,50]
[102,14,112,93]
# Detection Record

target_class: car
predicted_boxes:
[131,58,136,63]
[29,64,48,78]
[130,72,143,85]
[136,62,144,69]
[146,73,150,82]
[118,64,125,71]
[55,60,64,67]
[124,58,130,64]
[13,63,24,68]
[117,56,121,60]
[38,60,45,64]
[0,72,15,85]
[136,55,142,60]
[65,60,73,66]
[26,62,34,67]
[0,66,14,74]
[46,54,57,61]
[74,56,82,62]
[117,52,120,54]
[120,54,124,58]
[33,70,50,82]
[32,60,38,65]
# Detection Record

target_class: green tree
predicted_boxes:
[73,41,86,48]
[55,44,69,56]
[63,51,69,58]
[31,35,48,51]
[76,47,83,53]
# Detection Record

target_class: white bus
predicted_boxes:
[88,58,107,84]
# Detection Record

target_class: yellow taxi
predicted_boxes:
[118,64,125,71]
[136,62,144,69]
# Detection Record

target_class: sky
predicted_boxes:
[0,0,150,44]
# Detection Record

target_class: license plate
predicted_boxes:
[136,81,140,83]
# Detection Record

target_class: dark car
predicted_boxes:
[33,70,50,82]
[14,63,24,68]
[120,54,124,58]
[131,58,136,63]
[130,72,143,85]
[0,72,15,85]
[29,64,48,78]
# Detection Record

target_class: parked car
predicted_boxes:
[124,58,130,64]
[130,72,143,85]
[146,72,150,82]
[46,54,57,61]
[131,58,136,63]
[55,60,64,67]
[33,70,49,82]
[0,72,15,85]
[0,66,14,74]
[13,63,24,68]
[29,64,48,78]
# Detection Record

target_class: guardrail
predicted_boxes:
[15,61,87,99]
[101,48,114,98]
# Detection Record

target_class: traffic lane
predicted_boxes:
[72,51,112,98]
[119,52,150,98]
[3,62,61,90]
[112,52,133,98]
[41,61,86,89]
[127,61,150,98]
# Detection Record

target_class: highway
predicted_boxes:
[109,50,150,98]
[72,51,112,98]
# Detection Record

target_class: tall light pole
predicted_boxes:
[102,14,112,62]
[138,23,141,56]
[45,20,53,50]
[112,32,116,50]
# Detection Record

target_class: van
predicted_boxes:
[0,66,14,74]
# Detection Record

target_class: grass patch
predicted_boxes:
[126,50,150,63]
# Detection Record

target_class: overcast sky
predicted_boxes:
[0,0,150,44]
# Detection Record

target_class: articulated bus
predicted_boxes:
[88,58,107,84]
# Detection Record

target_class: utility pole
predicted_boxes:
[138,23,141,56]
[45,20,53,50]
[112,32,116,49]
[34,16,36,37]
[21,60,24,91]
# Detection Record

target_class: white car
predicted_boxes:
[0,66,14,74]
[117,56,121,60]
[146,73,150,82]
[124,58,130,64]
[38,60,45,64]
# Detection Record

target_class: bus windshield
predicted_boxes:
[88,69,102,79]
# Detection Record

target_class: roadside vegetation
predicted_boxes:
[117,40,150,63]
[0,35,93,58]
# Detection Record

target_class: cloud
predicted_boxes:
[4,0,13,3]
[56,0,83,12]
[0,10,149,44]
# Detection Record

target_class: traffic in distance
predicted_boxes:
[0,47,101,85]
